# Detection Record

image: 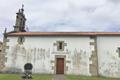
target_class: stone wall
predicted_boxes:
[3,36,120,78]
[97,36,120,78]
[5,36,91,75]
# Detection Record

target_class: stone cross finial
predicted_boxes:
[21,4,24,13]
[22,4,24,9]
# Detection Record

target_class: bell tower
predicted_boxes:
[14,5,26,32]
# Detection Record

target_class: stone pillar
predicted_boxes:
[89,36,99,76]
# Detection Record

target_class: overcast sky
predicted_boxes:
[0,0,120,41]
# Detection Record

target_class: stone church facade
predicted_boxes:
[0,7,120,78]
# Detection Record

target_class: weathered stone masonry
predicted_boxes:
[89,36,99,76]
[0,29,8,71]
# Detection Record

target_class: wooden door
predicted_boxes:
[56,58,64,74]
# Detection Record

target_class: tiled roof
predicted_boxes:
[7,32,120,36]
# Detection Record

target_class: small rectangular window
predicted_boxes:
[57,41,64,51]
[118,48,120,57]
[59,42,63,50]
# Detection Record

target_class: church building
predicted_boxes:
[1,7,120,78]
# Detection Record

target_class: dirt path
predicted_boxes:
[53,74,65,80]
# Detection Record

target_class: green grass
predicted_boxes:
[0,74,53,80]
[66,75,120,80]
[0,74,21,80]
[0,74,120,80]
[33,74,53,80]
